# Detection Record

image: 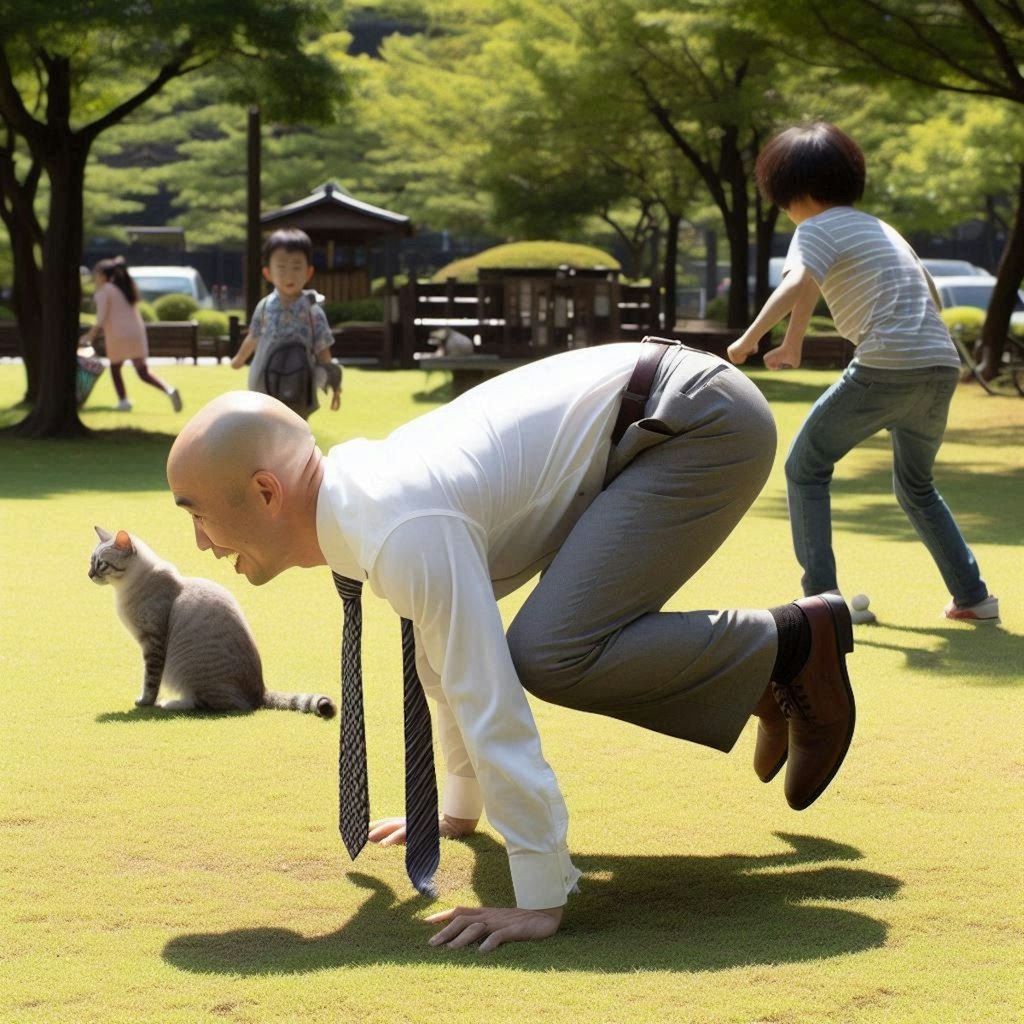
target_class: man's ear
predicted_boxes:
[251,470,284,515]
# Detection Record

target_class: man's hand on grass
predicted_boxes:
[368,814,478,846]
[425,905,563,953]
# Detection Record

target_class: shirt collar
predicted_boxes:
[315,451,365,580]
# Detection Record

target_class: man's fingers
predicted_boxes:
[367,817,407,845]
[427,910,482,946]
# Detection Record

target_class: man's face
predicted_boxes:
[168,466,283,587]
[263,249,313,299]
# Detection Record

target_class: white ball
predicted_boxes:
[851,593,870,611]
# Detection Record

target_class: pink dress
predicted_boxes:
[94,282,148,362]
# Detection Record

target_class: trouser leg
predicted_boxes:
[785,368,893,596]
[890,372,987,606]
[507,358,779,753]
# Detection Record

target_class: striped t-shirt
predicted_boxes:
[783,207,960,370]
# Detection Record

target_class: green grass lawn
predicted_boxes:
[1,360,1021,1024]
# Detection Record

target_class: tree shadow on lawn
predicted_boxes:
[163,832,901,975]
[757,450,1021,547]
[0,427,177,499]
[852,622,1024,685]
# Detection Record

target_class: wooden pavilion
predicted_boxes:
[260,182,413,303]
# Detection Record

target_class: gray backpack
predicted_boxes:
[264,341,312,415]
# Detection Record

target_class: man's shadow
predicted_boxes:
[163,832,901,974]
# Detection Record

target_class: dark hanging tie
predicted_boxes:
[401,616,441,896]
[333,572,368,862]
[332,572,440,897]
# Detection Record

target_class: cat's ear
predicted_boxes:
[95,526,112,542]
[114,530,134,553]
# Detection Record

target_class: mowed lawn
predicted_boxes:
[1,358,1021,1024]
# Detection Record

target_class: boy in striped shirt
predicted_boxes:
[729,122,997,624]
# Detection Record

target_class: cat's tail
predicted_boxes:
[262,690,337,718]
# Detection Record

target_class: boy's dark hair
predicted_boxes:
[93,256,139,306]
[756,122,866,210]
[261,228,314,266]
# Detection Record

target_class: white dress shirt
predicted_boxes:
[315,343,645,909]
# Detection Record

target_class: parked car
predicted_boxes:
[130,266,214,308]
[921,258,989,279]
[935,275,1024,329]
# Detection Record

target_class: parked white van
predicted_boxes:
[130,266,214,308]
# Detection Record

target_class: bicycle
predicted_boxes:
[950,327,1024,397]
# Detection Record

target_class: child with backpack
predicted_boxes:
[231,229,342,420]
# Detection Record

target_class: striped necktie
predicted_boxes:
[333,572,440,896]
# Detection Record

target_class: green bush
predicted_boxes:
[433,240,620,284]
[0,305,13,320]
[194,309,229,339]
[153,293,199,321]
[323,297,385,324]
[137,301,156,323]
[940,306,985,344]
[705,294,728,323]
[370,275,409,295]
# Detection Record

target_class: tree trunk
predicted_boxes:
[14,140,90,438]
[979,161,1024,376]
[662,210,681,329]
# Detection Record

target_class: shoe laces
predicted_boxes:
[771,679,815,723]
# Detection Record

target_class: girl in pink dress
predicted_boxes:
[81,258,182,413]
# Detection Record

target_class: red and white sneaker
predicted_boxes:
[944,595,1000,624]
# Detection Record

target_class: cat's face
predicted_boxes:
[89,527,135,585]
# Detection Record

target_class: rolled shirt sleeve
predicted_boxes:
[372,513,582,910]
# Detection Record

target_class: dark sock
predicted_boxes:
[769,603,812,685]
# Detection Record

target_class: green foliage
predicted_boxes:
[433,241,620,283]
[137,301,157,323]
[153,293,199,321]
[0,305,13,319]
[323,298,385,324]
[194,309,230,338]
[371,275,408,294]
[940,305,986,344]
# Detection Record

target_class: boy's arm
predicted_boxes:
[230,333,257,369]
[763,272,819,370]
[727,265,818,365]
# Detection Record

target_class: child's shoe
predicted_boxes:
[168,388,183,412]
[116,398,133,412]
[944,595,1000,624]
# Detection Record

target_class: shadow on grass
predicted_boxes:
[747,373,832,406]
[852,622,1024,684]
[95,707,257,723]
[163,832,900,974]
[0,427,177,498]
[757,458,1022,546]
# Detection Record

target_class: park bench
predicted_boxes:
[0,320,21,358]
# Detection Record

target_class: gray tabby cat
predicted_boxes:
[89,527,335,717]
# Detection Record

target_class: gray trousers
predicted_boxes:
[506,345,779,753]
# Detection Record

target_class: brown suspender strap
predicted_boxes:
[610,337,679,445]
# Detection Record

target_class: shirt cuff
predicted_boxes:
[442,773,484,821]
[509,848,582,910]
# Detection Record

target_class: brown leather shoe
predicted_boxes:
[753,684,788,782]
[773,594,855,810]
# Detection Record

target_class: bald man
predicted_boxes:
[167,341,856,952]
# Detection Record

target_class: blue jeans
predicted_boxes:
[785,363,987,606]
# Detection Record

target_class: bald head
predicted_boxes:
[167,392,326,584]
[169,391,314,497]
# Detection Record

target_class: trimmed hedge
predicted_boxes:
[433,240,620,284]
[194,309,230,339]
[153,293,199,321]
[323,298,385,324]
